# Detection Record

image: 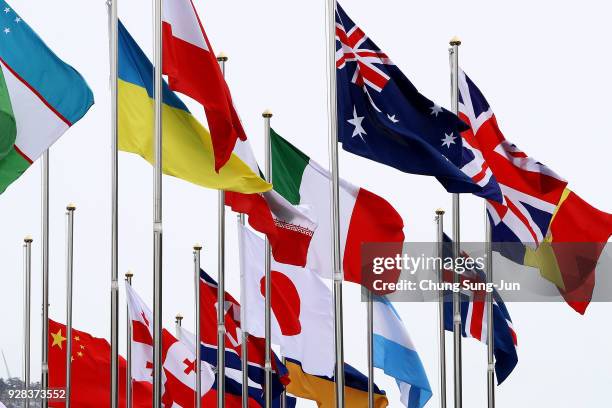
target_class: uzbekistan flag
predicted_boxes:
[118,21,270,194]
[0,1,93,194]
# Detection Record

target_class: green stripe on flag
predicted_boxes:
[0,66,16,161]
[271,129,309,205]
[0,147,30,194]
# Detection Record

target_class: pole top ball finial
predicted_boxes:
[193,243,202,251]
[24,235,33,243]
[262,109,273,118]
[435,208,445,215]
[449,36,462,46]
[217,52,228,62]
[175,314,183,321]
[67,203,76,211]
[125,270,134,278]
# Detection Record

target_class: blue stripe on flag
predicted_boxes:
[0,1,93,125]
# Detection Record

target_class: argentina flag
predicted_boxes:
[373,296,432,408]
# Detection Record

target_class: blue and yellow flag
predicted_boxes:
[285,359,388,408]
[118,22,270,194]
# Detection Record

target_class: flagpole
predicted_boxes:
[367,289,374,408]
[449,36,463,408]
[435,209,447,408]
[175,314,183,337]
[107,0,120,405]
[216,52,228,408]
[126,271,134,408]
[23,235,33,408]
[194,244,203,408]
[41,150,49,408]
[261,110,274,408]
[65,204,76,408]
[237,214,249,408]
[325,1,346,406]
[485,210,495,407]
[153,0,164,405]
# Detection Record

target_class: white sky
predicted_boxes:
[1,0,611,407]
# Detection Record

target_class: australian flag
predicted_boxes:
[335,3,480,194]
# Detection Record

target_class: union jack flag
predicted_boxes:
[442,238,518,384]
[457,70,568,244]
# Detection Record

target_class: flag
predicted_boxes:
[126,284,216,407]
[523,189,612,314]
[442,236,518,384]
[162,0,246,171]
[0,1,93,194]
[238,223,335,376]
[48,319,152,407]
[285,359,388,408]
[225,137,317,267]
[179,326,296,408]
[457,69,568,244]
[373,297,432,408]
[117,21,270,194]
[335,3,480,194]
[271,129,404,286]
[197,269,290,406]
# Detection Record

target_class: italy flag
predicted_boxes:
[0,1,93,194]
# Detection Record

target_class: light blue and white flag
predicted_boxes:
[373,296,432,408]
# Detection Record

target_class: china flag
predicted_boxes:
[48,319,151,407]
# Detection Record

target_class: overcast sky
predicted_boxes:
[1,0,611,407]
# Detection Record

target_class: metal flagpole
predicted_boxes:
[262,110,273,408]
[153,0,164,405]
[106,0,120,405]
[435,209,447,408]
[237,214,249,408]
[194,244,203,408]
[125,272,134,408]
[41,150,49,408]
[449,36,463,408]
[367,290,374,408]
[65,204,76,408]
[216,52,228,408]
[175,314,183,337]
[23,236,33,408]
[325,0,345,406]
[485,210,495,407]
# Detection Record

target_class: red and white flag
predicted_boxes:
[162,0,246,171]
[238,223,335,377]
[126,284,215,407]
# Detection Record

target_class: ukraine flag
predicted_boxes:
[118,22,270,194]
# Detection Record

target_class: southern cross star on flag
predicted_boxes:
[335,3,482,194]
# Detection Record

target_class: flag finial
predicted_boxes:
[175,314,183,322]
[193,243,202,250]
[217,52,228,62]
[24,235,33,243]
[262,109,273,118]
[125,270,134,279]
[67,203,76,211]
[449,36,462,46]
[435,208,445,215]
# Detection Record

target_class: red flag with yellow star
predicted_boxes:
[48,319,152,407]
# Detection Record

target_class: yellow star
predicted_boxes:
[79,345,85,350]
[74,336,80,342]
[70,356,74,362]
[77,351,83,358]
[51,330,66,349]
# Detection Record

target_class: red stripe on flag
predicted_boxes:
[14,145,33,164]
[0,57,72,127]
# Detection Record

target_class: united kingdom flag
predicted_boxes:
[335,3,483,195]
[457,70,568,244]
